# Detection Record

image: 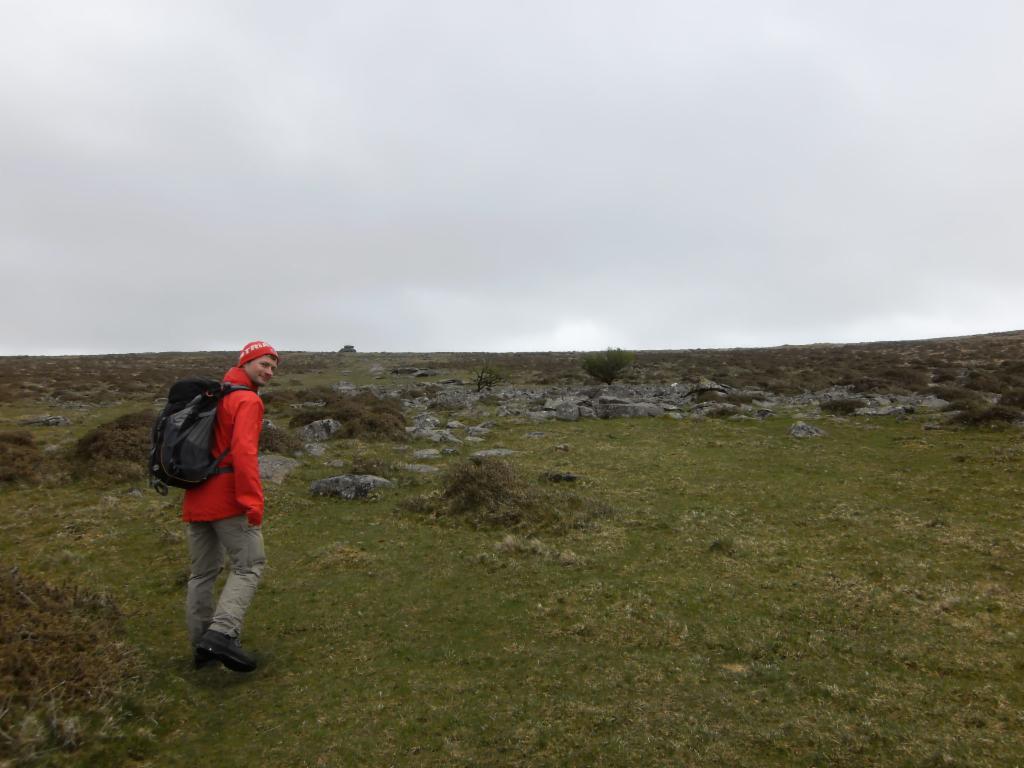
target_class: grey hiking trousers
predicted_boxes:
[186,515,266,646]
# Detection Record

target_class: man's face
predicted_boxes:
[242,355,278,388]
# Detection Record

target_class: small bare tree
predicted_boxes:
[472,359,506,392]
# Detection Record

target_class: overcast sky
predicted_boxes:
[2,1,1022,355]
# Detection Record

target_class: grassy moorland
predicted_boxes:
[1,333,1023,767]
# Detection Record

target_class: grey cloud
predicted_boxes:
[2,1,1023,354]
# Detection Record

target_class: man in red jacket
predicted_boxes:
[188,341,278,672]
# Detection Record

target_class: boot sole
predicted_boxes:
[196,641,257,673]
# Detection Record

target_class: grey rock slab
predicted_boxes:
[412,448,441,459]
[310,474,393,499]
[259,455,301,484]
[471,448,516,458]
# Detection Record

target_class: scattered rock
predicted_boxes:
[19,415,72,427]
[309,474,392,499]
[412,448,441,459]
[400,463,441,474]
[409,427,463,444]
[412,414,441,430]
[555,444,570,452]
[525,431,546,438]
[555,402,581,421]
[855,405,914,417]
[544,471,578,482]
[790,421,827,438]
[597,402,664,419]
[260,455,301,484]
[471,448,516,458]
[299,419,342,442]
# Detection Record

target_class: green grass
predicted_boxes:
[2,352,1024,766]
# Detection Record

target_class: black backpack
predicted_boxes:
[149,378,251,495]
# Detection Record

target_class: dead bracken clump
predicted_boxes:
[74,409,153,481]
[0,431,44,483]
[0,566,140,764]
[288,390,406,441]
[401,457,614,534]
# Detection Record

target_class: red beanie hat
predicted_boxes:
[238,340,279,367]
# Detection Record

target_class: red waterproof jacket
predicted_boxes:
[182,366,265,526]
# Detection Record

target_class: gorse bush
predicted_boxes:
[581,348,635,384]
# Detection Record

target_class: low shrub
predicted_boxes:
[963,369,1002,393]
[0,432,44,483]
[400,458,613,534]
[821,398,866,416]
[74,410,153,481]
[950,405,1023,427]
[694,390,725,403]
[348,455,395,477]
[881,367,931,391]
[581,348,635,385]
[259,424,303,456]
[998,388,1024,408]
[0,567,140,764]
[288,392,406,441]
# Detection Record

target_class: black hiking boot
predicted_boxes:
[196,630,258,673]
[193,646,218,669]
